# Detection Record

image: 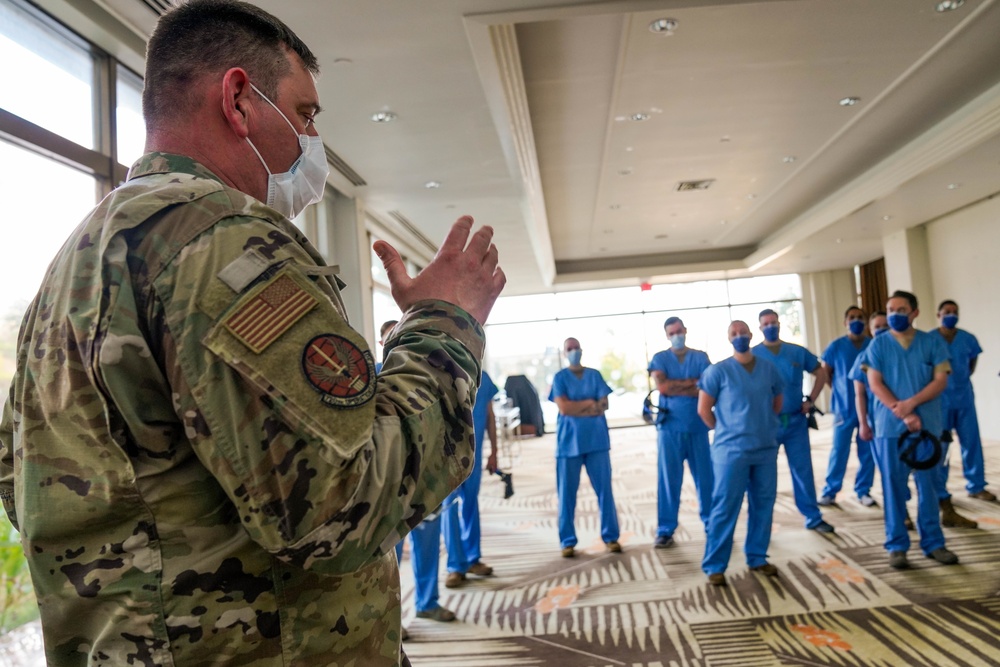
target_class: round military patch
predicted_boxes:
[302,334,376,407]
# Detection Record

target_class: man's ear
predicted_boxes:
[221,67,253,138]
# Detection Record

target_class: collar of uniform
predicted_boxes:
[126,152,227,184]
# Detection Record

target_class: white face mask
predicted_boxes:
[245,83,330,219]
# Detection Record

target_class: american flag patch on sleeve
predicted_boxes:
[225,272,317,353]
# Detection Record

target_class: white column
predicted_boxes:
[881,226,935,331]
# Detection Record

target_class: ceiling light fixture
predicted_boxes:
[424,181,441,189]
[371,111,397,123]
[654,234,669,239]
[947,183,961,189]
[936,0,965,11]
[629,112,650,122]
[649,18,678,34]
[839,97,861,107]
[720,219,728,225]
[609,204,621,210]
[618,168,633,176]
[882,215,893,221]
[782,156,796,163]
[747,193,757,200]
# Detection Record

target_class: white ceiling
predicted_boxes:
[94,0,1000,296]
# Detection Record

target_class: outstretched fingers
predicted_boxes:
[438,216,475,255]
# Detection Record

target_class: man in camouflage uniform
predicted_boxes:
[0,1,504,665]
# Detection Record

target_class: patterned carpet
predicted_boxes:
[400,417,1000,666]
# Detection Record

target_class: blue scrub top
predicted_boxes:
[865,330,950,439]
[848,351,876,425]
[822,335,870,419]
[929,329,982,408]
[473,371,499,448]
[699,356,783,452]
[752,342,820,416]
[548,367,613,458]
[647,348,711,434]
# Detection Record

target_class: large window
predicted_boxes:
[486,274,805,428]
[0,0,148,637]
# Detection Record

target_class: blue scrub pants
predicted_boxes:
[821,414,875,500]
[395,515,444,613]
[556,450,620,548]
[935,404,987,497]
[702,445,778,575]
[443,459,483,573]
[873,437,945,555]
[777,413,824,528]
[656,428,713,538]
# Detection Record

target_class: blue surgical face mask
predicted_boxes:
[669,333,686,350]
[731,335,751,353]
[874,326,889,337]
[566,349,582,366]
[888,312,911,333]
[761,323,780,343]
[848,320,865,336]
[942,314,959,329]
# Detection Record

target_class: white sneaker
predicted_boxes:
[859,495,877,507]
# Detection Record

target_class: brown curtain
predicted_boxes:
[859,257,888,316]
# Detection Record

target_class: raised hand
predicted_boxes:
[373,215,505,324]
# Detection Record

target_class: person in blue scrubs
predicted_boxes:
[699,320,784,586]
[647,316,713,549]
[548,337,621,558]
[753,309,834,532]
[819,306,876,506]
[866,290,959,569]
[931,300,994,516]
[442,370,499,588]
[381,320,455,628]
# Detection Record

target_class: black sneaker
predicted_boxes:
[810,520,835,533]
[926,547,959,565]
[654,535,674,549]
[889,551,909,569]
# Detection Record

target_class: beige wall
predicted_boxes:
[925,195,1000,441]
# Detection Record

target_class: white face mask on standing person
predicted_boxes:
[245,82,329,219]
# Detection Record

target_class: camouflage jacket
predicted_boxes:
[0,153,481,666]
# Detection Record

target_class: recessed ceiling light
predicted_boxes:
[371,111,397,123]
[947,183,961,189]
[625,146,634,152]
[836,238,843,244]
[654,233,669,239]
[332,57,353,65]
[599,247,608,252]
[936,0,965,11]
[609,204,621,210]
[649,18,678,34]
[747,194,757,200]
[445,204,456,209]
[882,215,893,221]
[839,97,861,107]
[782,156,796,163]
[424,181,441,189]
[720,135,731,143]
[720,219,728,225]
[603,229,614,234]
[629,112,650,122]
[618,168,633,176]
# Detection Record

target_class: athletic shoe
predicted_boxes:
[969,489,997,501]
[859,495,877,507]
[904,514,915,531]
[561,546,575,558]
[817,495,836,506]
[926,547,959,565]
[444,572,466,589]
[467,561,494,577]
[654,535,674,549]
[415,606,456,622]
[750,563,779,577]
[707,573,726,586]
[809,520,835,533]
[889,551,909,569]
[606,541,622,553]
